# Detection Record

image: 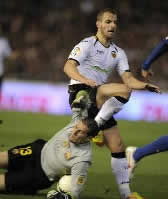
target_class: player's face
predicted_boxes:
[97,12,117,40]
[69,121,88,144]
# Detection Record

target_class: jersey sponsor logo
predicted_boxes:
[121,180,130,184]
[71,47,80,56]
[77,176,85,185]
[96,50,104,55]
[91,65,112,73]
[111,50,117,58]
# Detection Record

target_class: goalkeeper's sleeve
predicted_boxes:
[70,162,90,199]
[142,37,168,70]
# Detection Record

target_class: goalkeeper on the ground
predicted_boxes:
[0,110,97,199]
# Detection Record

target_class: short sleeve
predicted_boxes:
[116,49,130,76]
[68,40,91,65]
[0,38,12,57]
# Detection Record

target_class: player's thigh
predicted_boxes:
[5,167,35,194]
[0,174,5,191]
[103,126,125,152]
[0,151,8,169]
[96,83,131,107]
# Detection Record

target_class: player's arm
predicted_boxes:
[121,71,160,93]
[64,59,96,87]
[141,37,168,78]
[117,49,160,93]
[70,161,90,199]
[64,41,97,87]
[47,162,90,199]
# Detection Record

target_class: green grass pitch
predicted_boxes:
[0,111,168,199]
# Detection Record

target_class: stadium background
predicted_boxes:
[0,1,168,199]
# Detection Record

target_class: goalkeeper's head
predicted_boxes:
[69,119,99,144]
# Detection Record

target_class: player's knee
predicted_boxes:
[97,84,131,101]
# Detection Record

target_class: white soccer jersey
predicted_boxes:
[0,37,12,76]
[41,111,92,198]
[68,36,129,85]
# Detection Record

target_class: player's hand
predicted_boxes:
[81,78,97,87]
[145,83,161,94]
[141,69,153,80]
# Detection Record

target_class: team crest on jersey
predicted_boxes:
[111,51,117,58]
[64,152,71,160]
[71,47,80,56]
[77,176,85,185]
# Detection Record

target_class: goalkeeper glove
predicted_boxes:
[47,190,73,199]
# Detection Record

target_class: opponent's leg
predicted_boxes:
[134,135,168,161]
[126,135,168,178]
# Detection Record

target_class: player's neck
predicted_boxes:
[96,33,111,48]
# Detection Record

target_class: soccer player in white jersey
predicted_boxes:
[64,8,159,199]
[0,110,95,199]
[0,34,12,95]
[0,25,20,101]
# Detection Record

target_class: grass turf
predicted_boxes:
[0,111,168,199]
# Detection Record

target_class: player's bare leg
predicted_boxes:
[94,83,131,128]
[0,151,8,169]
[103,126,125,152]
[96,83,131,109]
[0,174,6,191]
[0,152,8,191]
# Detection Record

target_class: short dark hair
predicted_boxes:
[97,8,117,21]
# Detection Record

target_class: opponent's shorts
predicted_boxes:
[68,84,117,130]
[5,139,54,194]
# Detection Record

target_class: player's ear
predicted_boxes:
[96,21,100,29]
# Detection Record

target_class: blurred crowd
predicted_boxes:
[0,0,168,89]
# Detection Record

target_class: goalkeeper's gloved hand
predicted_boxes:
[47,190,73,199]
[87,119,100,137]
